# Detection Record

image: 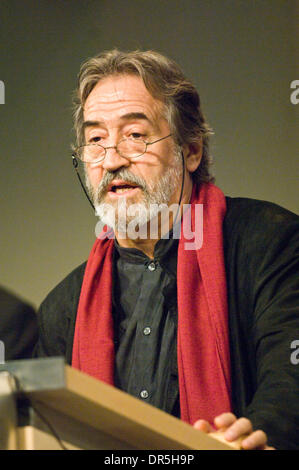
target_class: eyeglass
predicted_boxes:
[72,134,172,164]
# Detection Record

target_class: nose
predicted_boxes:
[101,145,130,172]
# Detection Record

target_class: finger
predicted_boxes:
[224,417,253,441]
[214,412,237,429]
[193,419,213,433]
[241,430,268,450]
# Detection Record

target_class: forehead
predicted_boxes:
[83,74,165,125]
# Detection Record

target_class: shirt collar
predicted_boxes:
[114,229,179,275]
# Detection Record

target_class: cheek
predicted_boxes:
[85,166,103,189]
[138,156,169,179]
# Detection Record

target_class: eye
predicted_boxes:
[89,136,102,143]
[130,132,145,140]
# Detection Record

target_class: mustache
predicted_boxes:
[94,169,149,201]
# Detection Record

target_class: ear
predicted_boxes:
[183,139,203,173]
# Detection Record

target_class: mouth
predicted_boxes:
[107,180,140,196]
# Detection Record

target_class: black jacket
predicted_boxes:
[34,197,299,449]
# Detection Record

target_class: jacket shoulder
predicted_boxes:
[34,261,87,360]
[38,261,87,320]
[224,196,299,240]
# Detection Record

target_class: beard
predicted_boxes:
[86,147,183,235]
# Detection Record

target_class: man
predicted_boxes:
[34,50,299,449]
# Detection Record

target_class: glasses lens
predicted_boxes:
[79,145,105,162]
[118,139,146,158]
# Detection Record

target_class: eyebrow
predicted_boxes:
[82,112,154,131]
[120,112,152,123]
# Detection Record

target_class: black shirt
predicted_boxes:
[112,235,180,416]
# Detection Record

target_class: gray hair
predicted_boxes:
[73,49,215,185]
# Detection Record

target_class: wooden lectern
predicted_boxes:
[0,358,241,450]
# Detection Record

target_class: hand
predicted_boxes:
[193,412,275,450]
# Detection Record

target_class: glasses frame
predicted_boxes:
[72,133,172,164]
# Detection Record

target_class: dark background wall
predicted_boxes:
[0,0,298,307]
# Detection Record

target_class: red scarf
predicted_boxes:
[72,182,232,425]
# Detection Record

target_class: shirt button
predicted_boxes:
[143,327,151,336]
[140,390,149,399]
[148,262,156,271]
